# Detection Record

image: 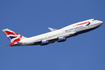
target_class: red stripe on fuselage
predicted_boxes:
[77,21,90,25]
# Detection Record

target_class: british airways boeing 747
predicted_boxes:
[2,19,103,46]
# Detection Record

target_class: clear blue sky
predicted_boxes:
[0,0,105,70]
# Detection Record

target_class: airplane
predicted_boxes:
[2,19,103,47]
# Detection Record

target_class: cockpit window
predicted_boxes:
[92,19,96,21]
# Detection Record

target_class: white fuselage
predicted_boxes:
[16,19,103,46]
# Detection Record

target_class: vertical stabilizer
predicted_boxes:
[2,28,26,43]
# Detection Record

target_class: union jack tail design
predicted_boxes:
[2,29,26,46]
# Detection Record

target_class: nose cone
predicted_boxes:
[98,21,103,25]
[95,20,103,26]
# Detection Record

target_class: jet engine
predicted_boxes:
[41,40,49,45]
[57,37,66,42]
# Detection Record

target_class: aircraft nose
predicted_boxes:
[99,21,103,25]
[95,20,103,26]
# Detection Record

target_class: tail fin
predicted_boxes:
[2,28,26,43]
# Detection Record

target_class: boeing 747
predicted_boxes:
[2,19,103,46]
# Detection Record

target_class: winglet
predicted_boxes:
[48,27,57,31]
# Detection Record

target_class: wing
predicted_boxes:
[34,31,75,45]
[48,27,57,31]
[43,31,75,43]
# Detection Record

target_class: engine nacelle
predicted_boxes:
[57,37,66,42]
[41,40,49,45]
